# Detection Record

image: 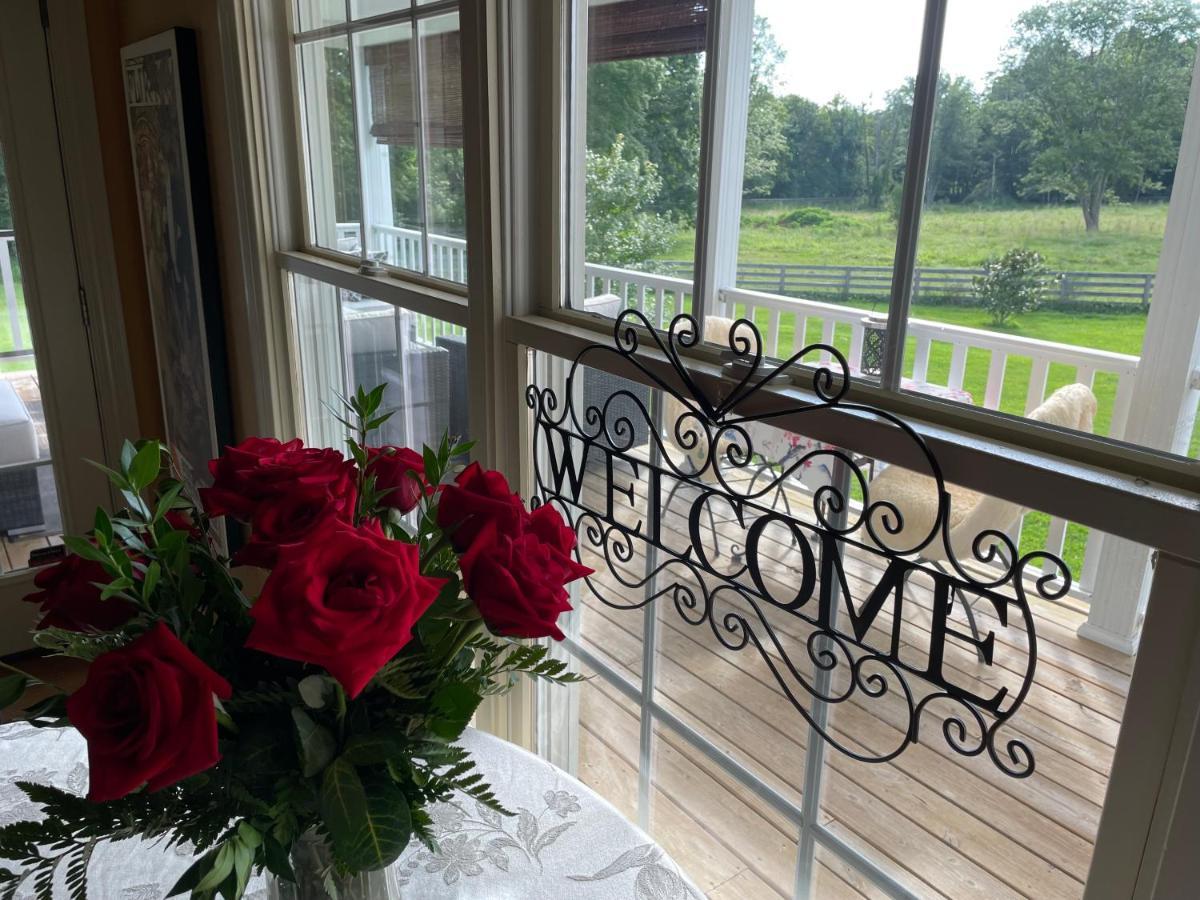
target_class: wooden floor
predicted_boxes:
[1,370,62,574]
[567,459,1131,900]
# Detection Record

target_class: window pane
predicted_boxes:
[297,36,363,256]
[576,0,709,324]
[723,0,925,374]
[0,149,64,571]
[291,273,468,452]
[903,2,1200,460]
[354,23,425,275]
[351,0,408,19]
[418,12,468,284]
[295,0,346,33]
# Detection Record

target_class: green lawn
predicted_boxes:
[671,202,1171,272]
[0,276,34,373]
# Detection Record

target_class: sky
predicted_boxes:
[752,0,1045,107]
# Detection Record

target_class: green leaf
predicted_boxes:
[0,674,28,709]
[320,759,412,871]
[193,842,235,893]
[120,440,136,472]
[428,682,483,742]
[291,708,337,778]
[342,730,406,765]
[141,561,161,601]
[262,834,296,883]
[298,674,336,710]
[61,536,108,565]
[127,442,162,491]
[166,847,221,897]
[154,483,185,522]
[93,508,113,546]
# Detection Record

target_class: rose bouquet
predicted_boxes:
[0,386,590,900]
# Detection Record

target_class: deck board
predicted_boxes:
[568,457,1129,898]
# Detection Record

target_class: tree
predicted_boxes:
[742,17,788,197]
[585,135,676,268]
[1001,0,1198,230]
[925,76,983,203]
[974,248,1053,325]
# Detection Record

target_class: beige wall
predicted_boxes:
[84,0,250,440]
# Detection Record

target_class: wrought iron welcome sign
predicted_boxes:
[528,311,1069,778]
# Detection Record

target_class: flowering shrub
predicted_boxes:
[973,247,1054,326]
[0,386,590,899]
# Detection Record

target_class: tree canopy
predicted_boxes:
[583,0,1198,233]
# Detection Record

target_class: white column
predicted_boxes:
[692,0,754,323]
[1082,51,1200,653]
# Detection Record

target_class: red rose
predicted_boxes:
[245,521,446,697]
[200,438,355,522]
[436,463,526,551]
[458,504,591,640]
[366,446,428,513]
[233,482,357,568]
[66,622,231,802]
[23,554,135,632]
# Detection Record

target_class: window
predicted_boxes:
[568,0,1200,470]
[293,0,468,285]
[243,0,1200,895]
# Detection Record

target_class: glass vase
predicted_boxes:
[267,830,396,900]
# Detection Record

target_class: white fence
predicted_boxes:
[334,223,467,285]
[583,261,1148,598]
[0,231,29,361]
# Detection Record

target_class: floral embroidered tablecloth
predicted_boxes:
[0,722,700,899]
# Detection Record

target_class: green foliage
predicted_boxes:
[973,248,1054,325]
[585,136,676,269]
[1004,0,1198,230]
[778,206,835,228]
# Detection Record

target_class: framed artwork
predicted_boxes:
[120,28,233,497]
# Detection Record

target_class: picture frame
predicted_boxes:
[120,28,233,498]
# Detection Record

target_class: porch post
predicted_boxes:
[1081,53,1200,653]
[691,0,753,323]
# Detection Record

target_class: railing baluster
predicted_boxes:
[794,316,809,356]
[0,237,23,352]
[983,351,1008,409]
[1043,517,1069,577]
[948,343,968,390]
[820,318,836,364]
[1025,357,1050,413]
[767,308,781,358]
[911,337,931,383]
[1079,529,1104,594]
[848,320,864,371]
[1109,371,1136,439]
[1075,365,1096,389]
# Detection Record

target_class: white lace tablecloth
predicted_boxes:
[0,722,699,899]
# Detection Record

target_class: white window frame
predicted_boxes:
[219,1,1200,897]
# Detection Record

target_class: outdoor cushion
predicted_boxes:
[0,380,37,468]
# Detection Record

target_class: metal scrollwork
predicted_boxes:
[529,310,1064,779]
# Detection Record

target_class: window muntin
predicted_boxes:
[293,1,469,287]
[573,0,710,325]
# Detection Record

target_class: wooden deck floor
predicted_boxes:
[566,459,1130,899]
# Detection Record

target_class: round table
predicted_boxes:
[0,723,699,899]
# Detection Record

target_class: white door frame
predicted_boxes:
[0,0,137,650]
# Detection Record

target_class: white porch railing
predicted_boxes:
[334,222,468,285]
[0,231,30,361]
[582,261,1148,601]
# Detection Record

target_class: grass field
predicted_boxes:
[0,276,34,374]
[670,201,1172,272]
